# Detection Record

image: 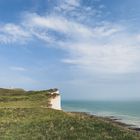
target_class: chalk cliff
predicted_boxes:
[49,89,61,110]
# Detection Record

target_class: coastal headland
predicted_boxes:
[0,88,139,140]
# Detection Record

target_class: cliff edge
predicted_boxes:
[0,88,61,110]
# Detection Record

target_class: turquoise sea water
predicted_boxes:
[62,101,140,128]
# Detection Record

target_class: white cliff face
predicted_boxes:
[50,94,61,110]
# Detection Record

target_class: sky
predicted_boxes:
[0,0,140,100]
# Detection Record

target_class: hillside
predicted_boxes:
[0,88,56,108]
[0,88,139,140]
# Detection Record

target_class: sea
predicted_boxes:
[62,100,140,128]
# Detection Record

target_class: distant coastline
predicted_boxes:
[62,100,140,132]
[69,111,140,132]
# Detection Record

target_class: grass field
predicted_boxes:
[0,88,139,140]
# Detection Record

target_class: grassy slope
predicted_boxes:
[0,88,139,140]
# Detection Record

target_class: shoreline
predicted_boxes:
[69,111,140,132]
[103,115,140,132]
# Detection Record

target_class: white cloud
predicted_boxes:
[55,0,80,12]
[25,14,93,38]
[0,0,140,74]
[0,23,31,44]
[23,12,140,73]
[10,66,27,72]
[3,12,140,74]
[1,12,140,74]
[24,13,121,42]
[24,13,140,74]
[66,0,80,6]
[54,0,101,22]
[62,42,140,74]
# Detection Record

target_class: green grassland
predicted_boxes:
[0,88,139,140]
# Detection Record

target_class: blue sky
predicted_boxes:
[0,0,140,100]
